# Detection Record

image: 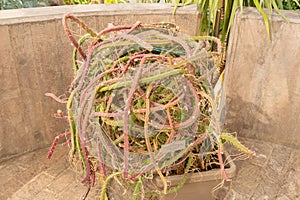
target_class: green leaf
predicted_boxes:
[275,0,283,9]
[223,0,239,43]
[220,0,232,42]
[272,0,289,22]
[253,0,271,40]
[172,0,180,15]
[199,0,210,35]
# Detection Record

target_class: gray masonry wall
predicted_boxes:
[0,4,200,161]
[223,7,300,149]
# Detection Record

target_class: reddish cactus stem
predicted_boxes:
[119,54,144,77]
[63,14,97,37]
[81,185,90,200]
[199,40,211,51]
[127,164,155,181]
[144,85,152,153]
[132,49,147,56]
[217,142,229,181]
[79,67,120,106]
[76,39,112,92]
[91,21,141,47]
[134,87,184,128]
[95,95,110,103]
[174,79,200,127]
[90,167,95,186]
[119,34,153,52]
[47,138,59,159]
[127,154,165,181]
[98,158,107,177]
[198,36,222,55]
[119,54,168,77]
[104,92,115,114]
[97,138,107,177]
[94,111,123,118]
[81,167,95,200]
[123,120,129,177]
[53,114,68,121]
[79,97,94,140]
[69,37,109,99]
[77,67,120,140]
[47,132,71,159]
[166,108,176,144]
[162,152,191,173]
[127,21,142,33]
[45,93,68,104]
[62,14,87,60]
[139,79,200,130]
[132,76,200,130]
[79,138,92,184]
[123,61,144,178]
[61,137,72,146]
[132,94,183,114]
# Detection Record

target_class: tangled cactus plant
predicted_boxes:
[46,14,255,200]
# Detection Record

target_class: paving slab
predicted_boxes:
[0,138,299,200]
[220,138,300,200]
[0,177,24,200]
[11,172,55,199]
[0,145,102,200]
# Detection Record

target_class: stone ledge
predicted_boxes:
[0,4,199,25]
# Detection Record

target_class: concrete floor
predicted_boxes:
[217,138,300,200]
[0,138,299,200]
[0,145,99,200]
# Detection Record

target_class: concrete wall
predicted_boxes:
[223,7,300,149]
[1,5,299,161]
[0,4,200,161]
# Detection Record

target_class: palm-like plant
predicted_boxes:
[196,0,299,76]
[198,0,299,44]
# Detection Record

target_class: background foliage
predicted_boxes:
[1,0,299,10]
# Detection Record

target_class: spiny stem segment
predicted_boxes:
[47,132,71,159]
[220,132,256,156]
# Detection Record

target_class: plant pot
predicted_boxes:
[155,153,236,200]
